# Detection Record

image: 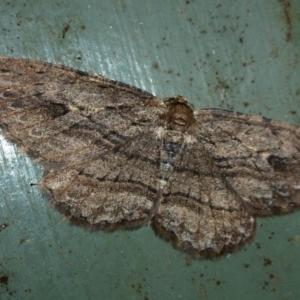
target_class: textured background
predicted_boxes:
[0,0,300,299]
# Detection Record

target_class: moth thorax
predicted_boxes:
[165,97,196,133]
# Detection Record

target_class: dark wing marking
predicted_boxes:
[195,109,300,215]
[152,136,256,257]
[42,129,162,228]
[0,56,163,165]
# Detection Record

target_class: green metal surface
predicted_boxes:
[0,0,300,299]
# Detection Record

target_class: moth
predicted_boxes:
[0,56,299,258]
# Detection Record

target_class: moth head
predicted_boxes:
[163,96,196,133]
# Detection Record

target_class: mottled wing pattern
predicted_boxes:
[0,57,161,165]
[195,109,300,215]
[152,136,256,257]
[1,56,300,258]
[42,129,162,228]
[0,56,168,228]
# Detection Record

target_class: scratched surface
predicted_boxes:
[0,0,300,299]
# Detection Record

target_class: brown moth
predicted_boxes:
[1,56,299,258]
